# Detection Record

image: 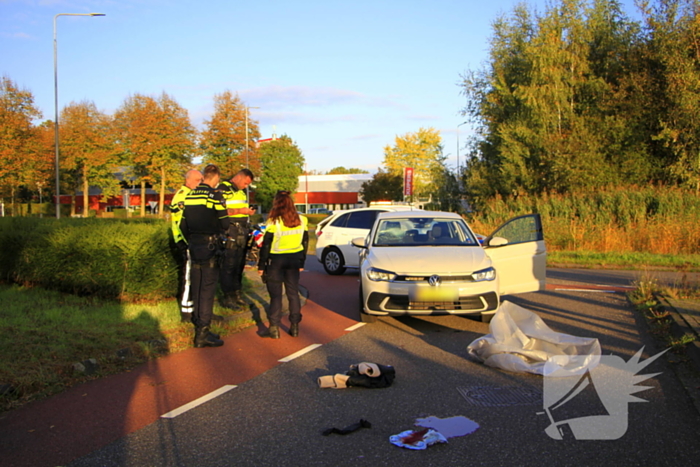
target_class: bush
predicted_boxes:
[0,217,178,301]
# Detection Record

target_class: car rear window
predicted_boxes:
[330,213,350,227]
[346,210,380,229]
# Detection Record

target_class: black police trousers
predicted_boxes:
[265,251,304,327]
[189,240,219,328]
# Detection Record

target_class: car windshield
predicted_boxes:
[371,217,479,246]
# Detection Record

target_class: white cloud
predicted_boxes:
[239,85,404,110]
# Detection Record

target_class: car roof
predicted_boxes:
[376,210,463,220]
[326,205,420,217]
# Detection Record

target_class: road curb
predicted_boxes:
[657,295,700,417]
[659,295,700,371]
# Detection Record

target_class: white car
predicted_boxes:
[352,211,546,323]
[315,205,421,275]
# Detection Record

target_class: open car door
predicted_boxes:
[482,214,546,296]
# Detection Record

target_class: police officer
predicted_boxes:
[257,191,309,339]
[181,164,229,348]
[218,169,256,309]
[170,169,202,323]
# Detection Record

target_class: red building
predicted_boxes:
[293,174,372,213]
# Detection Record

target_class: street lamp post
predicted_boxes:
[53,12,105,219]
[457,121,468,177]
[244,106,260,203]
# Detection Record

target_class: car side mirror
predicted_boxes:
[351,237,367,249]
[487,236,508,247]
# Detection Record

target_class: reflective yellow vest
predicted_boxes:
[170,185,190,243]
[219,181,248,219]
[266,216,308,254]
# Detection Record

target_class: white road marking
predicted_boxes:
[160,385,237,419]
[554,288,618,293]
[345,323,366,331]
[279,344,322,362]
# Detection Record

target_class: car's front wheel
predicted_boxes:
[322,247,346,275]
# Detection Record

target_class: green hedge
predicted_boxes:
[0,217,178,301]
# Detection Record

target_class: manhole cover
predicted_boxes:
[457,386,542,407]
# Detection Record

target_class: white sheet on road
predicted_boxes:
[467,301,601,376]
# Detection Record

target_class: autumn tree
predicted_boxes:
[0,76,43,215]
[200,90,261,178]
[25,120,56,211]
[256,135,304,210]
[383,127,448,202]
[358,169,403,204]
[60,100,119,216]
[113,92,196,216]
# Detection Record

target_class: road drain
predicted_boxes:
[457,386,542,407]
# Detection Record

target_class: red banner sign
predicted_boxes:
[403,167,414,197]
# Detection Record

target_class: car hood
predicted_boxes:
[367,246,491,275]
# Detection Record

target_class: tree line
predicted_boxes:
[0,81,304,215]
[459,0,700,209]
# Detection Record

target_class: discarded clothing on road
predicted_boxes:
[467,301,601,376]
[318,362,395,389]
[322,419,372,436]
[390,428,447,450]
[415,415,479,438]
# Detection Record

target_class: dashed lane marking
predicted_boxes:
[345,323,366,331]
[279,344,323,363]
[160,385,237,419]
[553,288,618,293]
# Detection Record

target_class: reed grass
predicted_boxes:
[467,186,700,269]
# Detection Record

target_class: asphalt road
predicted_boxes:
[68,262,700,466]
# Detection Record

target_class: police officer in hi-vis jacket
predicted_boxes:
[257,191,309,339]
[169,169,202,323]
[181,164,229,348]
[218,169,256,309]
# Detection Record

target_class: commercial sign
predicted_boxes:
[403,167,414,197]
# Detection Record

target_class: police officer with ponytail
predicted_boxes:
[181,164,229,348]
[257,191,309,339]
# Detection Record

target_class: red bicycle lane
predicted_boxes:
[0,282,359,467]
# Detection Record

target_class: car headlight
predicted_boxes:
[367,267,396,282]
[471,267,496,282]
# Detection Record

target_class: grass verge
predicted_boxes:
[628,276,699,356]
[548,250,700,272]
[0,282,254,413]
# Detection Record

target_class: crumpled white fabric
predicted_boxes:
[467,301,601,376]
[389,429,447,450]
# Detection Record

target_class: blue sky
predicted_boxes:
[2,0,640,174]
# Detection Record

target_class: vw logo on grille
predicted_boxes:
[428,275,441,286]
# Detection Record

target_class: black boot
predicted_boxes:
[220,294,236,309]
[180,312,193,323]
[261,325,280,339]
[194,326,224,348]
[233,291,247,307]
[289,323,299,337]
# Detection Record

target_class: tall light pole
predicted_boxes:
[244,106,260,203]
[456,121,468,177]
[53,12,105,219]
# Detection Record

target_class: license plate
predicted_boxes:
[411,286,459,302]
